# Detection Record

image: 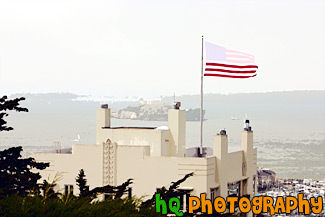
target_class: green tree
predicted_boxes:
[0,96,48,197]
[0,95,28,132]
[75,169,133,200]
[0,146,49,197]
[83,178,133,200]
[142,172,193,207]
[75,169,88,197]
[41,180,61,199]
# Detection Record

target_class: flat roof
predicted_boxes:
[102,127,156,130]
[34,148,72,154]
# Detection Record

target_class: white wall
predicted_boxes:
[227,151,244,183]
[97,128,168,157]
[32,144,103,195]
[116,145,216,199]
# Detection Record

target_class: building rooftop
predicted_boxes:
[102,127,156,130]
[34,148,72,154]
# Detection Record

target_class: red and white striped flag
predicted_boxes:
[205,41,258,78]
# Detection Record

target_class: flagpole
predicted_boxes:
[200,35,204,155]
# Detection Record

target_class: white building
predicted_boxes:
[32,103,257,210]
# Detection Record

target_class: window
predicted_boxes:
[128,187,132,198]
[228,181,240,197]
[242,179,248,195]
[177,189,193,212]
[64,185,73,195]
[253,176,256,195]
[210,187,218,200]
[228,182,240,210]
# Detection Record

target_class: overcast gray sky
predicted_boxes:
[0,0,324,98]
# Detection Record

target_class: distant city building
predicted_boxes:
[32,103,257,215]
[111,98,204,121]
[257,168,276,191]
[138,98,163,106]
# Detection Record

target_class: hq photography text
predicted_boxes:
[155,193,323,216]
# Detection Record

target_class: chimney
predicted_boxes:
[96,104,111,129]
[168,102,186,157]
[241,120,253,153]
[241,120,254,194]
[214,129,228,198]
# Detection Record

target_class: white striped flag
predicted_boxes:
[204,41,258,78]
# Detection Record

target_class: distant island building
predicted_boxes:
[32,103,257,214]
[111,98,206,121]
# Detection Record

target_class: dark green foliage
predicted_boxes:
[0,194,162,217]
[142,172,193,207]
[82,178,133,200]
[0,194,239,217]
[75,169,133,200]
[75,169,88,197]
[0,146,49,198]
[0,95,28,132]
[41,180,61,199]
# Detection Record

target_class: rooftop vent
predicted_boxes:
[220,129,227,135]
[186,146,213,158]
[101,104,108,109]
[244,119,252,131]
[173,102,181,109]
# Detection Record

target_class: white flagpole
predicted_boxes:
[200,35,204,155]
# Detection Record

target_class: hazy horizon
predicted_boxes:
[7,89,325,102]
